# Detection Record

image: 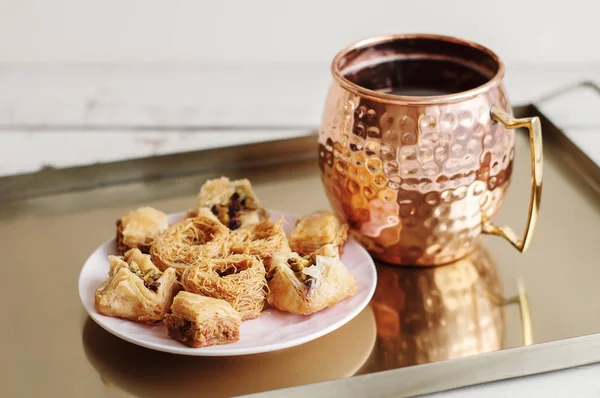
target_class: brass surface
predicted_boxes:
[82,308,376,398]
[319,34,543,265]
[0,126,599,397]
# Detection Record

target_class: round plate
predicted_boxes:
[78,210,377,356]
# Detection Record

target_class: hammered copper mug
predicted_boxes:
[319,34,543,266]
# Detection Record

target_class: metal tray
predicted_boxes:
[1,101,599,398]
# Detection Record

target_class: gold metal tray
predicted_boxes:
[1,103,599,398]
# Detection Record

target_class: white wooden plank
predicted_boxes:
[0,0,598,65]
[537,82,600,130]
[0,65,596,128]
[0,65,598,177]
[536,81,600,168]
[0,64,330,127]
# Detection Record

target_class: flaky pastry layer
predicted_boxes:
[288,211,348,257]
[95,249,180,323]
[267,244,357,315]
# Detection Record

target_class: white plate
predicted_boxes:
[78,210,377,356]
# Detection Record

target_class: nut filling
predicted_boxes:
[128,263,162,291]
[163,292,242,348]
[287,255,317,286]
[164,314,240,348]
[211,192,247,230]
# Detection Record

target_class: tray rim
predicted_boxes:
[0,131,318,202]
[244,332,600,398]
[4,97,600,397]
[245,101,600,397]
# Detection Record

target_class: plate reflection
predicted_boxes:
[82,305,376,398]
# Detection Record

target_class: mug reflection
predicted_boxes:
[365,242,511,371]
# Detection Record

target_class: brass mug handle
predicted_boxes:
[482,106,543,252]
[489,279,533,346]
[514,279,533,346]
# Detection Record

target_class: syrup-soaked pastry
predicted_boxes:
[94,249,180,323]
[164,291,242,348]
[189,177,268,230]
[180,254,266,321]
[288,211,348,257]
[116,207,169,255]
[266,244,357,315]
[150,208,230,275]
[229,217,290,273]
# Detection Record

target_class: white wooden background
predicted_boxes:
[1,0,598,64]
[1,0,599,177]
[1,1,600,395]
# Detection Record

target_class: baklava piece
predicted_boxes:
[116,207,169,255]
[288,211,348,257]
[190,177,268,230]
[165,291,242,348]
[229,217,290,272]
[150,208,230,275]
[266,244,357,315]
[181,254,266,320]
[94,249,180,323]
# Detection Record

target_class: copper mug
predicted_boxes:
[319,34,543,266]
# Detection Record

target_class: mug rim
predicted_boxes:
[331,33,506,105]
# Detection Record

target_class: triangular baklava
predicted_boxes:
[267,244,357,315]
[94,249,180,323]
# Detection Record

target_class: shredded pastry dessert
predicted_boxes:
[95,175,358,348]
[189,177,269,230]
[267,244,357,315]
[150,208,230,275]
[229,217,290,272]
[288,211,348,257]
[181,254,266,320]
[94,249,180,323]
[116,207,169,255]
[164,291,242,348]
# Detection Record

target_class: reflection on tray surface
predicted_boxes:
[82,305,377,398]
[362,242,530,372]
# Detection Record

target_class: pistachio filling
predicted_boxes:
[211,191,247,230]
[128,262,162,292]
[287,256,316,286]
